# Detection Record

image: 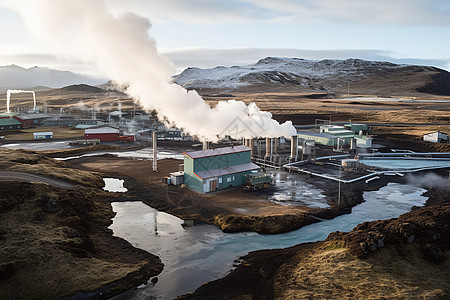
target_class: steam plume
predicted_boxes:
[5,0,296,141]
[6,89,36,113]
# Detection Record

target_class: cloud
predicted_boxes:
[105,0,268,23]
[242,0,450,25]
[103,0,450,26]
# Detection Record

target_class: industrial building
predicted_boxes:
[298,123,373,148]
[14,113,51,128]
[84,125,120,142]
[43,116,105,127]
[423,131,448,143]
[183,145,260,193]
[298,132,339,146]
[0,112,51,128]
[344,123,369,135]
[0,116,22,130]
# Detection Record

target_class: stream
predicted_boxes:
[109,182,427,300]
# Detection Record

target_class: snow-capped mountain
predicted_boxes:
[0,65,106,90]
[173,57,450,96]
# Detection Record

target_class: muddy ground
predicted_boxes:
[67,154,407,234]
[65,143,448,235]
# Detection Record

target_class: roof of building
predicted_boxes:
[321,125,346,130]
[327,130,355,136]
[170,171,185,177]
[33,132,53,136]
[75,124,99,129]
[195,162,259,179]
[297,132,338,139]
[424,131,447,136]
[344,123,367,126]
[85,125,120,134]
[14,113,51,120]
[184,145,251,159]
[0,118,22,126]
[354,135,373,140]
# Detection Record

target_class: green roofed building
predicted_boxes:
[183,145,260,193]
[344,123,369,134]
[0,117,22,130]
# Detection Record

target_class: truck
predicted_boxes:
[244,171,273,191]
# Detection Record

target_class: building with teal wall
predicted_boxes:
[298,132,338,146]
[344,123,369,134]
[183,145,260,193]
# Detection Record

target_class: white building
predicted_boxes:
[423,131,448,143]
[33,132,53,139]
[355,135,373,148]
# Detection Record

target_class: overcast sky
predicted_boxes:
[0,0,449,76]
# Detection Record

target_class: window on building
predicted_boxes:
[219,178,222,184]
[227,177,231,183]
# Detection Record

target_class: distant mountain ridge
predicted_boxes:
[0,65,107,90]
[173,57,450,96]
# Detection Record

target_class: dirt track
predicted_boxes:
[0,171,75,188]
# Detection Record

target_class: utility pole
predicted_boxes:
[338,167,341,206]
[152,131,158,172]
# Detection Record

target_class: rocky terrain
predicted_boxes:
[0,149,163,299]
[180,198,450,299]
[173,57,450,96]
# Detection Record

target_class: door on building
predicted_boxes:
[209,179,217,192]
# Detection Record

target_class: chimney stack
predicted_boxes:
[248,138,254,157]
[265,137,271,161]
[290,135,298,161]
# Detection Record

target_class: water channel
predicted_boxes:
[109,182,427,300]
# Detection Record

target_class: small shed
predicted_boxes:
[355,135,373,148]
[33,132,53,139]
[423,131,448,143]
[170,171,184,186]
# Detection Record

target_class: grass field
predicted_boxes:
[1,126,85,140]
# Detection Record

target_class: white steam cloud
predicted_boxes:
[6,89,36,113]
[406,172,450,190]
[5,0,296,141]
